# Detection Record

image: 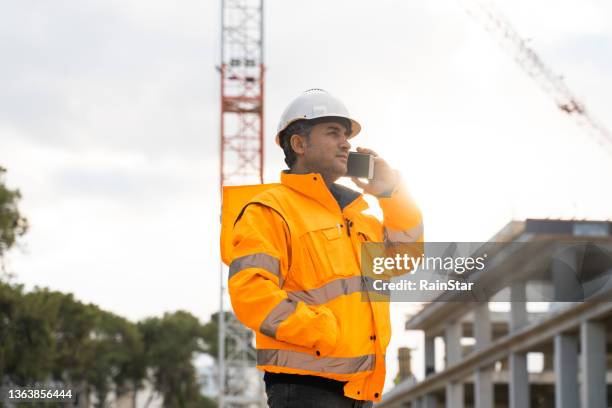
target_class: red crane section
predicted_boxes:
[220,0,265,188]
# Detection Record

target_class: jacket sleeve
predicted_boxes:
[228,203,339,356]
[376,180,424,278]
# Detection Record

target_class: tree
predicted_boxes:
[81,307,144,408]
[0,282,25,381]
[138,311,209,408]
[0,284,149,407]
[0,283,55,386]
[0,166,28,272]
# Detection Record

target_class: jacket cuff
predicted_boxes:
[377,182,422,230]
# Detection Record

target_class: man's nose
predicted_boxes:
[340,137,351,152]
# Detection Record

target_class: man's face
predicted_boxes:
[301,121,351,181]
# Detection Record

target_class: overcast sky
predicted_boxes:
[2,0,611,392]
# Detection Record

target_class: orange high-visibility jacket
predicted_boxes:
[223,171,423,402]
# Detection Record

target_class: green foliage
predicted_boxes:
[0,166,29,265]
[139,311,210,407]
[5,287,56,385]
[197,394,218,408]
[80,305,145,407]
[0,282,219,406]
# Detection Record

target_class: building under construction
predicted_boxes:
[378,219,612,408]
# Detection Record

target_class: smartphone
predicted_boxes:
[345,152,374,179]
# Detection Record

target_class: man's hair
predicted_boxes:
[279,120,313,168]
[279,117,352,169]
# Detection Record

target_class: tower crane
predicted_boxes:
[460,0,612,157]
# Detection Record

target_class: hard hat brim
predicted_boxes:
[275,116,361,146]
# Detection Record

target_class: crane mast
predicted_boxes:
[218,0,266,407]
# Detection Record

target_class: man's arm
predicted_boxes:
[350,146,424,278]
[349,146,423,244]
[228,203,338,356]
[377,181,424,244]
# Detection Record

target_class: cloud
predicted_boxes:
[0,0,219,159]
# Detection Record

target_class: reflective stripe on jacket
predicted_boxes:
[226,171,423,402]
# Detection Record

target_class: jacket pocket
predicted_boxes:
[297,224,353,287]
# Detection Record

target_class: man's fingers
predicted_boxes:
[356,147,379,157]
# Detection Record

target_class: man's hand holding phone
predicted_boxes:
[348,147,400,196]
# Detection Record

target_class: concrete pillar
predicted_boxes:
[580,320,606,408]
[554,333,579,408]
[444,320,463,408]
[422,394,438,408]
[474,303,493,408]
[474,303,491,350]
[552,246,583,302]
[510,282,528,331]
[475,368,493,408]
[509,352,529,408]
[446,382,464,408]
[445,321,462,367]
[424,335,436,376]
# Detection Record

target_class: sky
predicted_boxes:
[2,0,612,394]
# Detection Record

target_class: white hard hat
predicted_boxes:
[275,89,361,146]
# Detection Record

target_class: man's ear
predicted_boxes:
[290,134,306,155]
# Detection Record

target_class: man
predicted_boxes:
[225,89,423,407]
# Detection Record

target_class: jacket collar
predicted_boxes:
[280,171,368,214]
